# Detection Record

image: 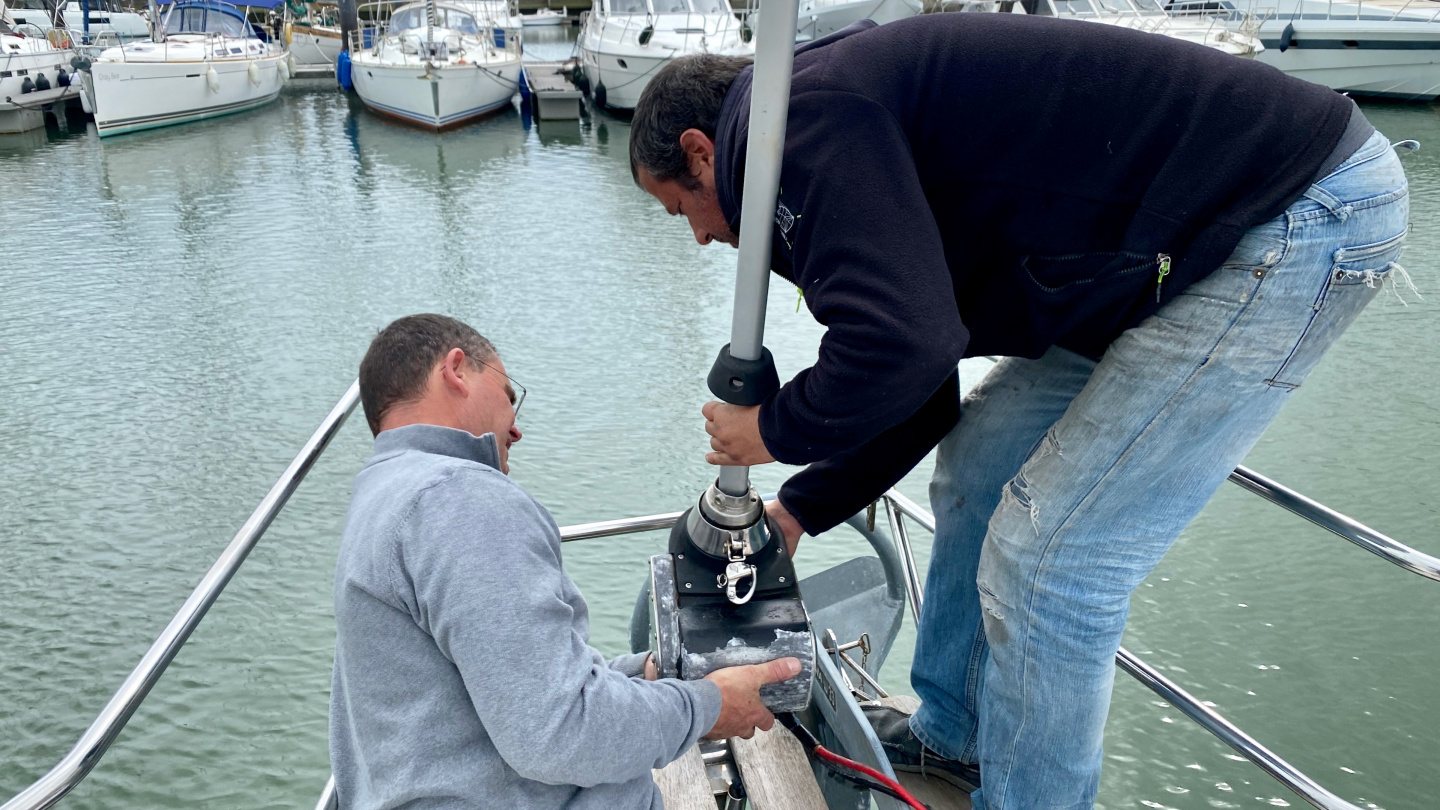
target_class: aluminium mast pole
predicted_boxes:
[715,0,799,496]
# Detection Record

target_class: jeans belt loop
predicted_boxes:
[1302,184,1351,221]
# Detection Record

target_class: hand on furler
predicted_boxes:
[701,402,775,467]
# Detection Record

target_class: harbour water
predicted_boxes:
[1,42,1437,809]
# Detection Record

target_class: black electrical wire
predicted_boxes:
[776,713,931,810]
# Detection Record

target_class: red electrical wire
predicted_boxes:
[813,745,930,810]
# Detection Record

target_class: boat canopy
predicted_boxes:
[387,2,482,33]
[160,0,269,35]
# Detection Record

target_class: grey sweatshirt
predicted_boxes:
[329,424,722,810]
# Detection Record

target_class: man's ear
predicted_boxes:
[438,347,470,395]
[678,128,715,178]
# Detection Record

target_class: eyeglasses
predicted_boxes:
[469,357,527,418]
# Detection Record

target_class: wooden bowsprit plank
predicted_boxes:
[880,695,973,810]
[730,726,828,810]
[652,745,714,810]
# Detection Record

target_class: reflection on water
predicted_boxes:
[0,73,1436,810]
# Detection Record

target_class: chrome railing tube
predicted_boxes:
[890,464,1438,584]
[1,381,362,810]
[313,775,338,810]
[1115,647,1364,810]
[559,510,685,542]
[881,496,924,621]
[1228,465,1440,582]
[883,488,936,534]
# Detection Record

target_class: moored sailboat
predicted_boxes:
[349,0,522,128]
[84,0,291,136]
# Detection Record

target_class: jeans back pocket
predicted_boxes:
[1267,228,1408,389]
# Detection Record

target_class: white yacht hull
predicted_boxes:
[1254,24,1440,99]
[62,5,151,38]
[522,9,567,25]
[577,49,668,109]
[796,0,921,40]
[577,10,753,109]
[288,26,343,66]
[89,53,286,136]
[0,38,77,132]
[351,59,521,128]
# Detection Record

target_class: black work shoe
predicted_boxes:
[862,704,981,792]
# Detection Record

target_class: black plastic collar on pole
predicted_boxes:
[707,343,781,406]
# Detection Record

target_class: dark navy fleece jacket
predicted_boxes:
[713,15,1354,534]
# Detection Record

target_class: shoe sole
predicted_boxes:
[890,762,979,793]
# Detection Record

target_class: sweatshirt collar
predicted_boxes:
[714,65,753,233]
[372,423,501,471]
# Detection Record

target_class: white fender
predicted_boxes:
[247,60,261,86]
[205,65,220,92]
[277,57,289,81]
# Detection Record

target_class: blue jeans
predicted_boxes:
[909,130,1411,810]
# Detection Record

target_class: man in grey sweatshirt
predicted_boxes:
[330,314,801,810]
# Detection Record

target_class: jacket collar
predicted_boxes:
[371,423,501,471]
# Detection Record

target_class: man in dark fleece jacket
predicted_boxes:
[629,13,1412,810]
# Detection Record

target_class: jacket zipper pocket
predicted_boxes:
[1155,254,1171,303]
[1021,251,1160,295]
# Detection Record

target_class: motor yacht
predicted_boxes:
[350,0,523,128]
[795,0,920,41]
[62,0,150,38]
[462,0,523,40]
[521,4,565,24]
[577,0,752,110]
[4,0,58,32]
[0,3,79,132]
[84,0,290,136]
[1021,0,1264,57]
[1171,0,1440,98]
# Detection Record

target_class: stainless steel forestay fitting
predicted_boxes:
[717,538,758,605]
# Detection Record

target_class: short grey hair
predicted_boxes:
[629,54,752,190]
[359,314,498,436]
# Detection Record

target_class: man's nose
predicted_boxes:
[691,224,712,245]
[510,424,523,443]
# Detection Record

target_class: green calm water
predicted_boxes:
[1,41,1437,809]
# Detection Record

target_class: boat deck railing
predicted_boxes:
[2,381,1435,810]
[582,7,747,51]
[1232,0,1440,23]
